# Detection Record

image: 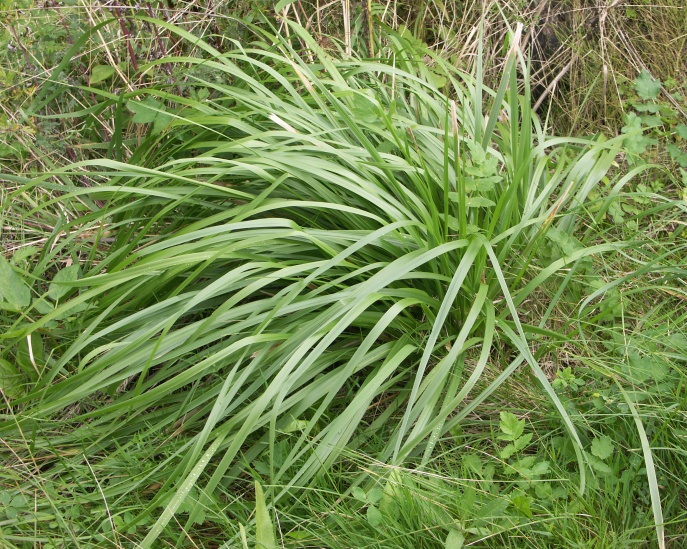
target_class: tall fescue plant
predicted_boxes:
[1,17,654,544]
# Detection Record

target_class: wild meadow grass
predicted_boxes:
[1,9,687,549]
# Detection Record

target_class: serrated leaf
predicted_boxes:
[668,144,687,168]
[238,523,249,549]
[128,98,160,124]
[366,505,383,528]
[534,482,552,499]
[608,201,625,224]
[11,246,40,263]
[282,417,307,433]
[638,115,662,128]
[89,65,115,85]
[464,175,501,193]
[513,432,533,451]
[510,493,532,518]
[527,460,550,478]
[634,103,660,113]
[625,350,670,383]
[634,70,661,100]
[462,453,483,474]
[255,482,276,549]
[0,358,25,399]
[48,265,80,301]
[128,97,173,134]
[499,411,525,441]
[507,457,549,478]
[350,94,379,124]
[0,255,31,308]
[591,435,614,460]
[499,443,516,460]
[465,196,495,208]
[676,124,687,140]
[588,454,613,475]
[622,112,643,133]
[445,529,465,549]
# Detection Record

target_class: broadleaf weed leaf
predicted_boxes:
[499,412,525,441]
[634,70,661,100]
[591,435,614,460]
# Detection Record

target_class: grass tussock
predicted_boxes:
[0,4,686,549]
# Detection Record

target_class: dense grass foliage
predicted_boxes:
[1,11,687,549]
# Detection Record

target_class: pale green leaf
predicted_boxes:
[465,196,495,208]
[366,505,383,528]
[634,70,661,100]
[32,297,54,314]
[275,0,297,11]
[255,482,276,549]
[499,443,516,460]
[48,265,80,301]
[367,488,383,505]
[0,358,25,399]
[591,435,614,460]
[351,487,367,502]
[0,255,31,308]
[668,144,687,168]
[11,246,40,263]
[499,411,524,441]
[445,529,465,549]
[90,65,116,85]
